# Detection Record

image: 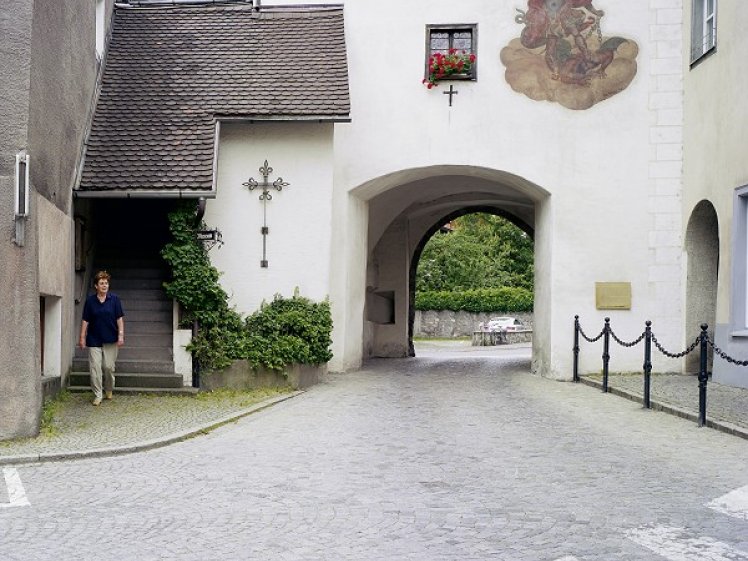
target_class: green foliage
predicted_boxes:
[161,203,333,372]
[415,287,533,313]
[416,213,534,293]
[415,213,534,313]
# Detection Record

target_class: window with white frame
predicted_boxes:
[732,186,748,332]
[425,24,477,82]
[691,0,716,64]
[96,0,107,60]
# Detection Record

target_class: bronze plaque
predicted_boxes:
[595,282,631,310]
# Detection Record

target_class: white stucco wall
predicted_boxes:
[205,1,686,378]
[206,122,335,316]
[328,0,683,377]
[683,1,748,387]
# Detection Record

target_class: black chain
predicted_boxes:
[578,324,605,343]
[706,335,748,366]
[609,328,646,348]
[651,333,700,359]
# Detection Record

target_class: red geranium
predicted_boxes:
[423,50,475,88]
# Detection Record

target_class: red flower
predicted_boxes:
[422,51,475,88]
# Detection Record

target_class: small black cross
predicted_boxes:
[443,84,458,106]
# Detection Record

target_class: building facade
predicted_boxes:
[2,0,744,441]
[0,0,112,439]
[683,0,748,388]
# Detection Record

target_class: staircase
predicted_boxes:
[71,201,190,394]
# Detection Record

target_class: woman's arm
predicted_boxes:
[117,317,125,347]
[79,320,88,348]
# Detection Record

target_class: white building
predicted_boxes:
[4,0,745,440]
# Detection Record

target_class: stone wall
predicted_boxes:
[414,311,534,338]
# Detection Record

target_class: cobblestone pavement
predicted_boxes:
[580,373,748,436]
[1,352,747,560]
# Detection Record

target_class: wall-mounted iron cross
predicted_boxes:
[443,84,458,106]
[242,160,289,268]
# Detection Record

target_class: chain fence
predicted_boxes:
[573,315,747,428]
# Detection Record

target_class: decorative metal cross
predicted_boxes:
[242,160,289,268]
[443,84,458,106]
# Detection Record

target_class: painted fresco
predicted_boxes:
[501,0,638,110]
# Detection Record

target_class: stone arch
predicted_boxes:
[684,200,719,373]
[408,206,534,355]
[359,166,550,372]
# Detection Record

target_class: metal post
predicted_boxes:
[573,315,580,383]
[192,319,201,389]
[602,317,610,393]
[698,323,709,427]
[643,320,652,409]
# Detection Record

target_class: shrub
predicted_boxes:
[415,287,533,313]
[162,203,333,372]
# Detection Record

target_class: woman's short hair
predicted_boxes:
[93,270,111,285]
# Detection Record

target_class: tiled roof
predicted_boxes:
[79,4,349,194]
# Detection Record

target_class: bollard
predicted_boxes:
[602,317,611,393]
[698,323,709,427]
[573,315,580,383]
[643,320,652,409]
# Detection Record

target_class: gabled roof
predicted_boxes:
[78,3,349,196]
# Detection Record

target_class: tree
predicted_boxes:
[416,213,533,292]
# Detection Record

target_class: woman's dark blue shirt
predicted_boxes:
[82,293,124,347]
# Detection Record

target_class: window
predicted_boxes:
[96,0,107,60]
[425,24,477,81]
[732,186,748,332]
[691,0,716,64]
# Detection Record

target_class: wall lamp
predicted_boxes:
[14,151,29,246]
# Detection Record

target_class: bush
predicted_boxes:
[162,203,333,372]
[415,287,533,313]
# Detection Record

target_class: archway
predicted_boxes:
[355,166,549,372]
[408,208,534,356]
[684,200,719,374]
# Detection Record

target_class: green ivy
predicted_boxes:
[161,203,333,372]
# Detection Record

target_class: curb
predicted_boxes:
[0,391,304,466]
[577,377,748,441]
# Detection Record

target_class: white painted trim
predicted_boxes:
[0,468,30,509]
[628,525,748,560]
[707,485,748,521]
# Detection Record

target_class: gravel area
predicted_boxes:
[0,387,293,459]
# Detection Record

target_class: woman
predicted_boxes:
[78,271,125,406]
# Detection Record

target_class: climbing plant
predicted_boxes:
[161,202,333,371]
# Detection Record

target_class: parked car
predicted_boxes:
[486,317,525,332]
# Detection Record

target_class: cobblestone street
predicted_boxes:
[1,350,747,560]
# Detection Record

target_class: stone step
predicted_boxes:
[126,333,172,347]
[122,299,172,313]
[75,345,172,361]
[111,277,166,290]
[69,371,183,388]
[68,386,197,396]
[123,309,171,323]
[95,267,168,280]
[115,288,169,302]
[73,358,175,375]
[125,320,172,334]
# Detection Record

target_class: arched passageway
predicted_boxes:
[353,166,549,372]
[408,208,534,356]
[684,200,719,374]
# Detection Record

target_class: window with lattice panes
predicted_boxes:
[425,25,477,81]
[691,0,716,64]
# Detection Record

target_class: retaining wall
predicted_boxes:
[414,311,534,338]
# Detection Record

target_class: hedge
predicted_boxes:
[415,287,533,313]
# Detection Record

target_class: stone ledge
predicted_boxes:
[201,361,325,392]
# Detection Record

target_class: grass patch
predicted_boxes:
[194,386,293,407]
[40,390,72,437]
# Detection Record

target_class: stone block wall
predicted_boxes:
[414,310,534,338]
